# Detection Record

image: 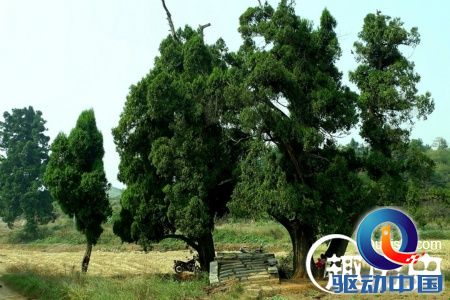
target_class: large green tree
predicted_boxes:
[228,2,433,278]
[112,24,242,271]
[45,109,111,272]
[0,106,54,234]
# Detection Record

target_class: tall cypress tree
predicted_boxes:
[45,109,111,272]
[0,106,54,235]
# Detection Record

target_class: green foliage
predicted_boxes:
[44,109,111,246]
[347,13,435,211]
[427,143,450,188]
[350,12,434,181]
[228,2,367,277]
[0,106,54,233]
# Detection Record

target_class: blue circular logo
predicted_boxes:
[356,208,419,270]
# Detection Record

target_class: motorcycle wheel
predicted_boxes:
[174,265,183,274]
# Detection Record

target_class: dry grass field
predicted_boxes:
[0,246,190,276]
[0,241,448,299]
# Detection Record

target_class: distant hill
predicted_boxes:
[108,186,122,199]
[108,187,122,211]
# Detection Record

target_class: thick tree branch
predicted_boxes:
[271,213,291,230]
[217,178,233,186]
[161,0,178,41]
[282,140,304,183]
[163,234,199,250]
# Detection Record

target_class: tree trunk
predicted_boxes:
[325,238,349,258]
[196,230,215,272]
[24,218,38,237]
[288,222,315,279]
[324,213,362,258]
[81,242,93,273]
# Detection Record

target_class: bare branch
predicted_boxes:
[229,135,251,145]
[257,0,263,7]
[198,23,211,37]
[161,0,178,41]
[199,23,211,31]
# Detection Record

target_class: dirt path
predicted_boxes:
[0,280,26,300]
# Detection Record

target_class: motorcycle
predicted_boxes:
[239,245,263,253]
[173,254,200,274]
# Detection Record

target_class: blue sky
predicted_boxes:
[0,0,448,187]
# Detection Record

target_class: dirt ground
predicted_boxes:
[0,279,26,300]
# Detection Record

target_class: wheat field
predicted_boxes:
[0,246,192,276]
